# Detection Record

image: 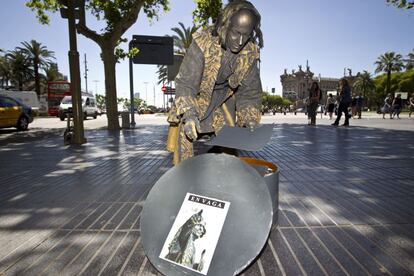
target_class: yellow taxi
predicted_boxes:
[0,95,34,131]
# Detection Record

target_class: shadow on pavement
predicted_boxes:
[0,124,413,275]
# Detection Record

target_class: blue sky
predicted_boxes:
[1,0,413,106]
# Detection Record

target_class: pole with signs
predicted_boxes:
[129,35,173,126]
[60,0,86,144]
[129,57,136,127]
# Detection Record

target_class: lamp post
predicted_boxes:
[143,81,149,104]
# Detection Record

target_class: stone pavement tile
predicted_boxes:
[59,231,111,276]
[312,227,369,275]
[295,228,348,276]
[279,228,326,275]
[349,225,413,274]
[256,241,284,276]
[327,227,390,275]
[268,229,305,275]
[77,231,128,275]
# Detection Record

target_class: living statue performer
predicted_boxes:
[167,0,264,164]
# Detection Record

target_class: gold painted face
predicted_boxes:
[225,9,256,53]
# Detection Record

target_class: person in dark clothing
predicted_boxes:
[355,93,364,119]
[332,78,352,126]
[307,81,321,126]
[167,0,263,164]
[391,94,403,119]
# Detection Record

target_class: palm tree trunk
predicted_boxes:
[387,70,391,95]
[34,62,40,97]
[101,45,120,130]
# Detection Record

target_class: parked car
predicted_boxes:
[0,90,40,116]
[0,95,34,131]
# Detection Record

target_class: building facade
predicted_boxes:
[280,65,360,107]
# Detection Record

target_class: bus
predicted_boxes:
[48,81,70,116]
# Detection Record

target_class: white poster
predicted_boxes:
[159,193,231,275]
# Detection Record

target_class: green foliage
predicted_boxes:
[282,99,292,107]
[375,51,404,94]
[26,0,171,130]
[262,92,284,109]
[193,0,222,27]
[171,22,199,55]
[386,0,414,9]
[26,0,170,29]
[353,70,375,98]
[118,96,144,111]
[95,93,106,109]
[405,49,414,70]
[156,22,198,84]
[374,70,414,105]
[5,49,33,90]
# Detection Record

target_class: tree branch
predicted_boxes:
[109,0,145,44]
[76,3,103,46]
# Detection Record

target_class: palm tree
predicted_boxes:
[171,22,199,55]
[353,70,376,107]
[18,40,55,96]
[5,49,33,90]
[406,49,414,70]
[374,51,404,95]
[0,54,12,88]
[43,63,64,82]
[156,65,168,85]
[157,22,199,85]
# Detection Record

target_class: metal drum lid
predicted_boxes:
[140,153,273,276]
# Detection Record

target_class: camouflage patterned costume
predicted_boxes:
[167,28,262,164]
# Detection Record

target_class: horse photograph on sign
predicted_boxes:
[159,193,230,275]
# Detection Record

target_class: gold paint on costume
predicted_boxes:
[169,29,261,164]
[236,105,261,127]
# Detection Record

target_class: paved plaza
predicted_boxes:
[0,114,413,275]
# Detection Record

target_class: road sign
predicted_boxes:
[130,35,173,65]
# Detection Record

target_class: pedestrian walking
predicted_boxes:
[356,93,364,119]
[332,78,352,126]
[391,94,402,119]
[381,94,393,119]
[409,94,414,118]
[307,81,321,126]
[325,93,335,120]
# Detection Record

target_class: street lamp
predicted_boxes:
[143,81,149,104]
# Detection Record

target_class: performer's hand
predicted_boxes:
[184,119,199,141]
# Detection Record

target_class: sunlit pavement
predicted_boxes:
[0,114,413,275]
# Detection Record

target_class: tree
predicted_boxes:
[26,0,170,130]
[18,40,55,97]
[375,52,404,95]
[0,54,12,88]
[405,49,414,70]
[156,65,168,85]
[5,49,33,90]
[386,0,414,9]
[43,62,65,82]
[171,22,198,55]
[157,22,198,85]
[353,70,376,107]
[95,93,106,110]
[193,0,223,27]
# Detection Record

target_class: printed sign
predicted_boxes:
[159,193,230,275]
